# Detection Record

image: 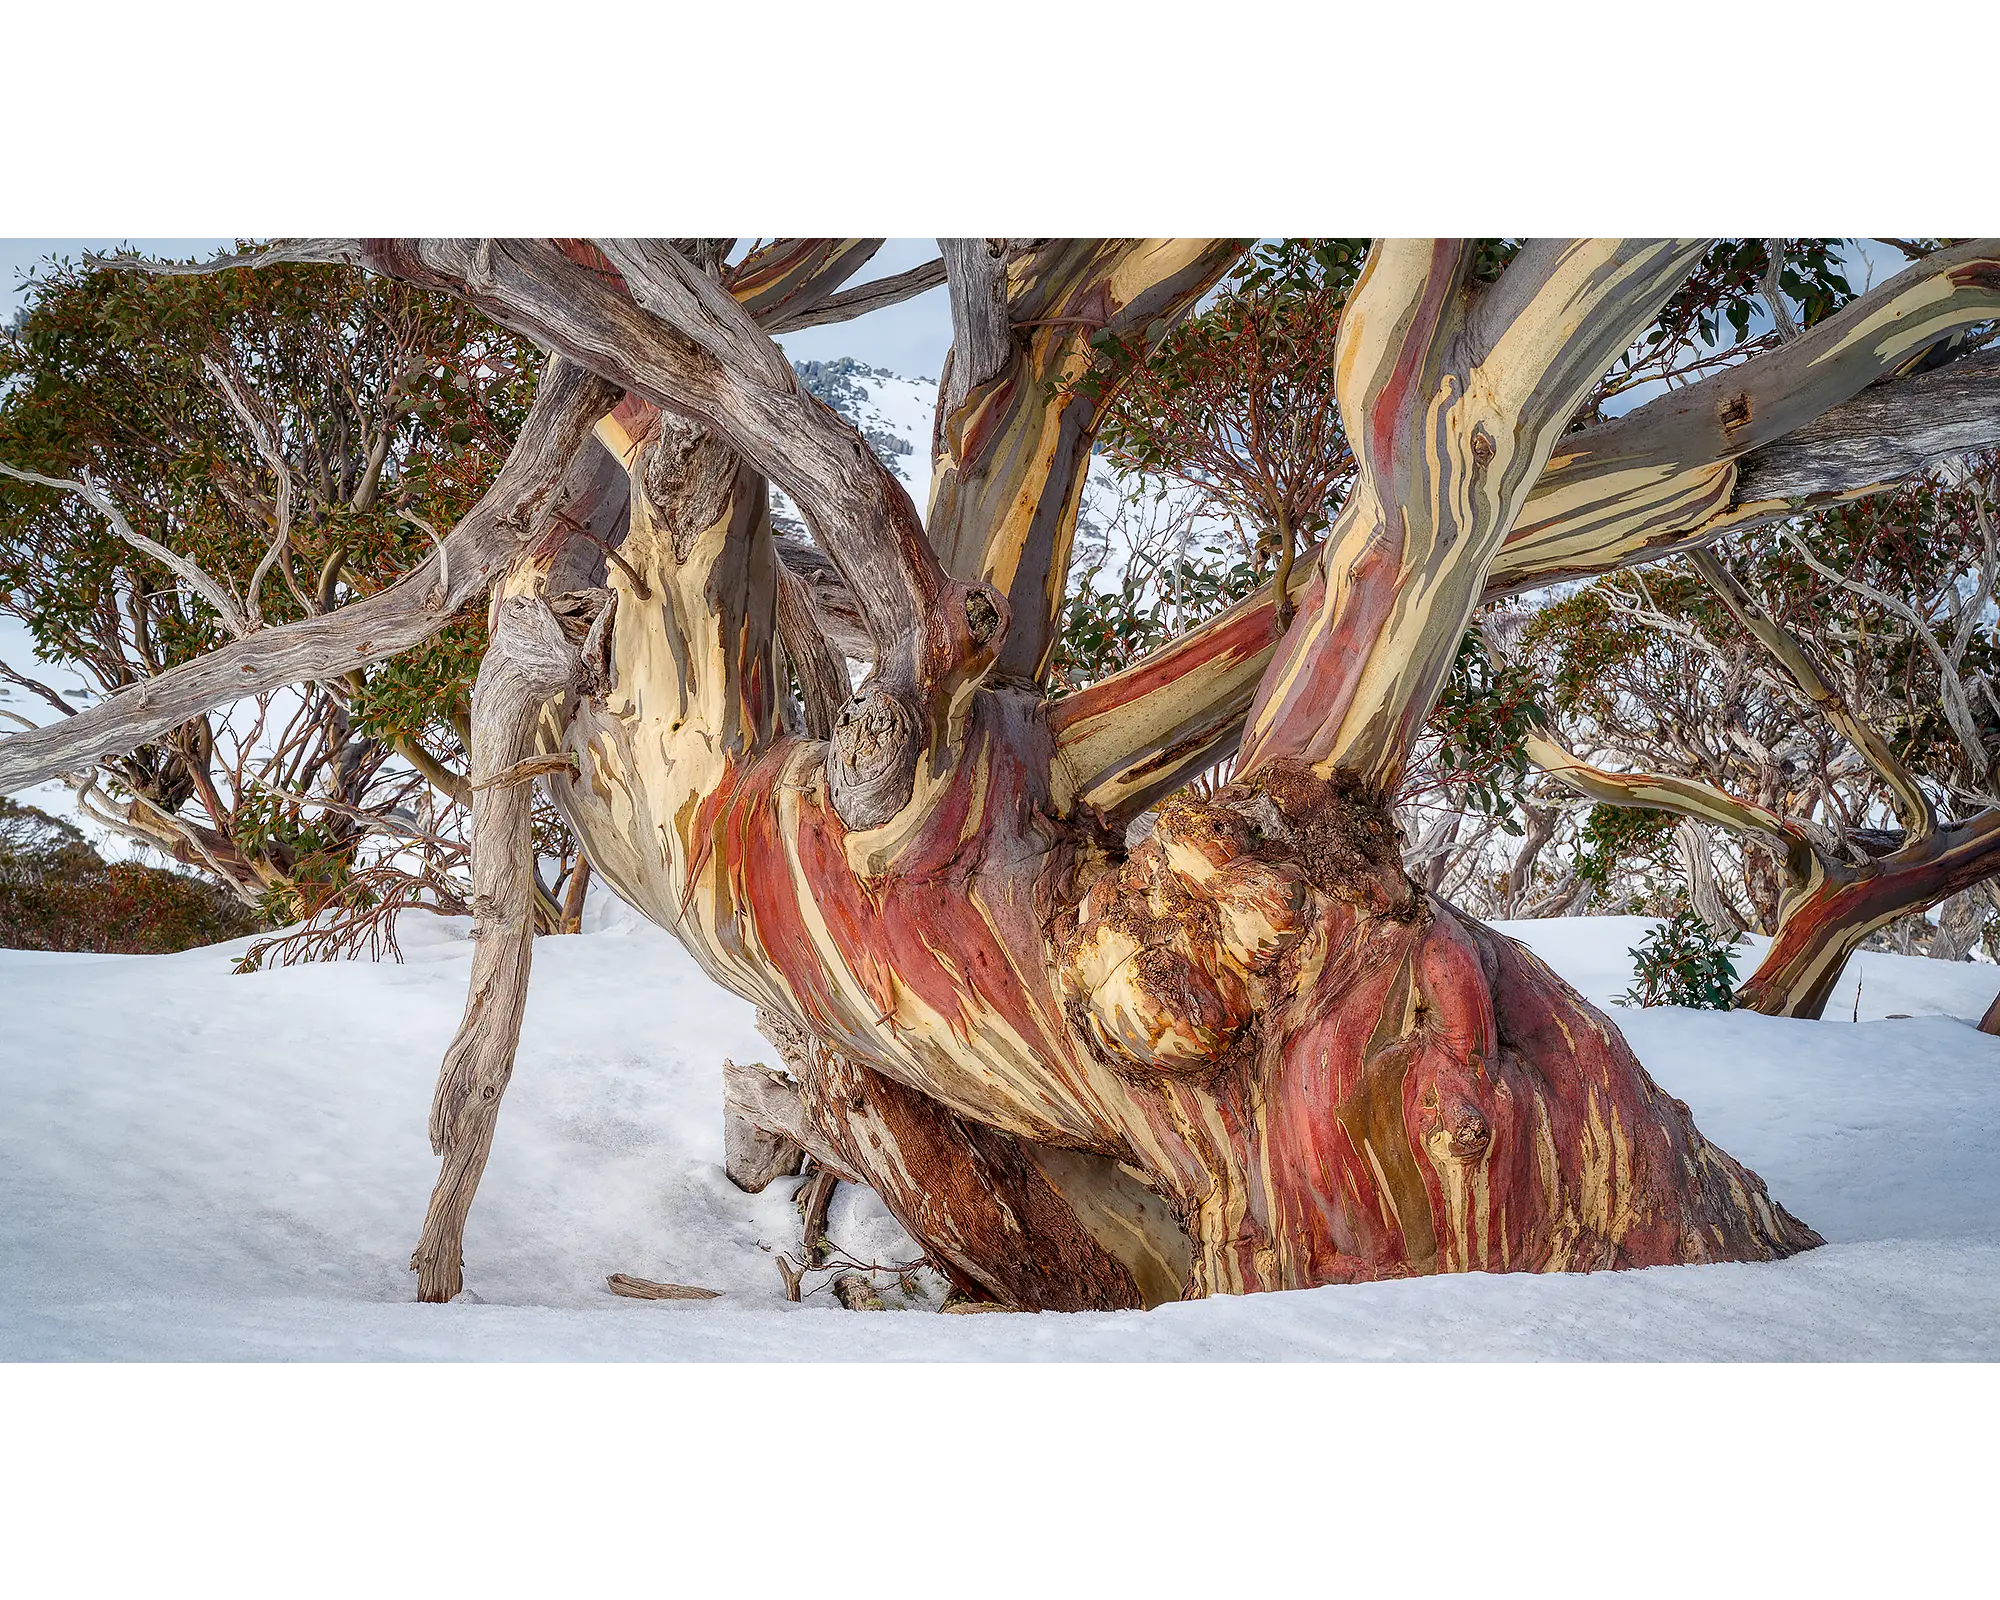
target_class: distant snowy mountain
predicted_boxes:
[773,358,940,533]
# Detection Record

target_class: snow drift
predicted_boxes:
[3,902,1997,1359]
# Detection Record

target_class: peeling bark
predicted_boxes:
[1735,811,2000,1018]
[43,239,1995,1306]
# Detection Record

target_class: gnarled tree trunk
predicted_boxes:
[519,238,1824,1303]
[26,236,2000,1302]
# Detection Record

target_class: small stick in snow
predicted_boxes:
[606,1274,722,1301]
[832,1273,888,1311]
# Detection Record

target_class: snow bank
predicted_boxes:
[4,905,1997,1359]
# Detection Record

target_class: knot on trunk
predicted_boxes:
[1056,788,1309,1078]
[828,688,923,831]
[1242,760,1422,920]
[1055,765,1430,1080]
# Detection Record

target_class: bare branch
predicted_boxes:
[1524,728,1806,856]
[0,357,619,797]
[1492,239,2000,593]
[1773,523,1995,794]
[1688,546,1936,841]
[0,462,249,637]
[86,239,363,276]
[412,588,588,1303]
[724,238,882,326]
[774,559,850,741]
[1762,240,1801,343]
[1240,238,1709,788]
[1732,347,2000,505]
[768,257,947,333]
[199,354,296,629]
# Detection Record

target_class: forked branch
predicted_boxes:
[1053,268,2000,820]
[928,238,1244,682]
[0,463,250,637]
[1490,240,2000,594]
[1687,546,1936,840]
[1238,238,1710,791]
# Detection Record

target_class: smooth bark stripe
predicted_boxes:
[927,240,1241,683]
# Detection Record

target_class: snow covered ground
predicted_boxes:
[3,901,1998,1361]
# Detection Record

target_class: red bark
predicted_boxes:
[661,700,1819,1305]
[1736,809,2000,1019]
[1051,763,1817,1295]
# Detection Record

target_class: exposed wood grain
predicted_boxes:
[722,1059,859,1183]
[1733,347,2000,504]
[606,1274,722,1300]
[411,588,591,1303]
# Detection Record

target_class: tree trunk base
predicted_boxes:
[1050,764,1817,1299]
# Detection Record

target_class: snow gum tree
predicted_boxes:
[0,259,559,958]
[1523,452,2000,1018]
[8,237,2000,1307]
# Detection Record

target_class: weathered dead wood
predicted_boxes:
[606,1274,722,1300]
[795,1167,839,1266]
[471,753,579,790]
[722,1058,859,1183]
[773,1167,839,1301]
[1980,988,2000,1036]
[724,1115,805,1194]
[771,536,873,662]
[410,588,590,1303]
[758,253,946,333]
[722,1058,807,1192]
[832,1274,888,1311]
[773,562,851,742]
[1735,346,2000,505]
[1488,240,2000,594]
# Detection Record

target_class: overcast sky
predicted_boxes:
[2,237,954,379]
